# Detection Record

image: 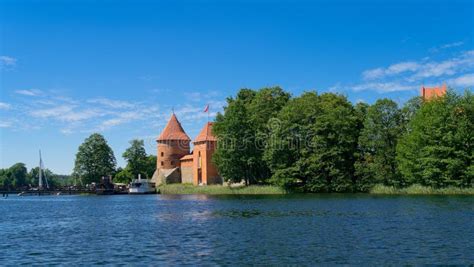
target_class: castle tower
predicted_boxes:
[153,113,191,184]
[157,113,191,169]
[192,122,221,185]
[421,83,447,101]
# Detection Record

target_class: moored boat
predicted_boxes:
[129,174,156,194]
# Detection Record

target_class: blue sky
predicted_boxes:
[1,0,473,174]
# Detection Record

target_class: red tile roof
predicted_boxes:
[157,114,191,141]
[194,122,217,143]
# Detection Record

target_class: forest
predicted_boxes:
[213,87,473,192]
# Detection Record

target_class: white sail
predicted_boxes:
[38,150,49,190]
[39,150,43,189]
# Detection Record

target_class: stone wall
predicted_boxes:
[181,166,193,184]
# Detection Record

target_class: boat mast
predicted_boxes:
[39,150,43,189]
[38,150,50,190]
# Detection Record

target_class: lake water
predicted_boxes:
[1,194,473,265]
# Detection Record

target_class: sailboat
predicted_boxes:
[18,150,51,196]
[38,150,49,191]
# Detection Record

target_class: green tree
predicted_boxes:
[397,90,473,187]
[0,163,28,189]
[355,99,403,190]
[213,87,290,185]
[114,167,134,184]
[122,139,148,180]
[213,91,256,185]
[0,168,12,190]
[144,155,157,179]
[400,96,422,132]
[9,163,28,189]
[305,93,359,192]
[73,133,116,184]
[264,92,320,190]
[265,92,359,192]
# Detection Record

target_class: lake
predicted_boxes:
[1,194,473,265]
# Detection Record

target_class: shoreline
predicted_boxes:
[157,184,474,195]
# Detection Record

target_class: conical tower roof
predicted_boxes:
[157,113,191,141]
[194,122,217,143]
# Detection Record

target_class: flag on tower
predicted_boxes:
[203,104,209,112]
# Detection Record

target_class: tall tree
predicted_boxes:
[9,163,28,189]
[355,99,403,190]
[0,163,28,189]
[247,86,291,183]
[213,91,256,185]
[264,92,320,190]
[122,139,148,180]
[397,90,473,187]
[213,87,290,185]
[73,133,116,184]
[265,92,359,192]
[306,93,359,192]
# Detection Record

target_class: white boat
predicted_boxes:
[128,174,156,194]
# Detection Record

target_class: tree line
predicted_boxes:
[1,136,156,190]
[0,163,72,190]
[72,134,156,185]
[213,87,473,192]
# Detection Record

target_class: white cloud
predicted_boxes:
[0,102,11,110]
[447,73,474,88]
[363,62,420,80]
[87,98,135,109]
[0,56,17,68]
[441,41,464,49]
[362,50,474,82]
[60,128,73,135]
[351,82,418,93]
[0,121,12,128]
[6,85,226,135]
[387,62,420,75]
[362,68,384,80]
[15,89,43,96]
[30,105,101,122]
[430,41,465,53]
[96,111,145,131]
[410,51,474,80]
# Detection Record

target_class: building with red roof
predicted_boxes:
[151,114,221,185]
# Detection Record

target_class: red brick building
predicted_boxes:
[151,114,221,185]
[421,83,447,100]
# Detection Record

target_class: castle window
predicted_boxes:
[161,161,164,166]
[198,151,202,169]
[161,152,164,157]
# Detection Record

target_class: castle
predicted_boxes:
[151,113,222,185]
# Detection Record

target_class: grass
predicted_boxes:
[370,184,474,195]
[158,183,474,195]
[158,183,286,195]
